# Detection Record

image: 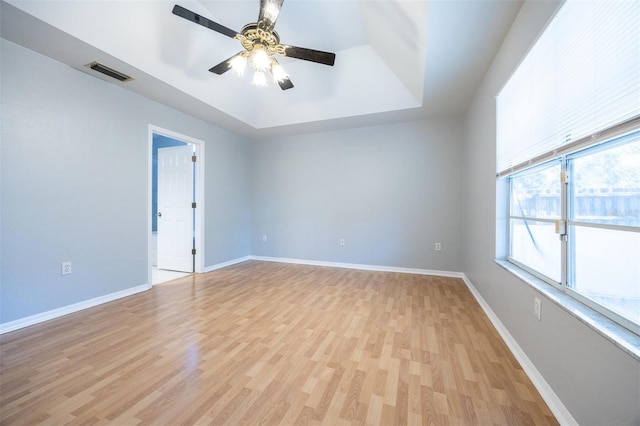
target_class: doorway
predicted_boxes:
[148,125,205,286]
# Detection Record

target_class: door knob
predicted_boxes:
[157,212,162,217]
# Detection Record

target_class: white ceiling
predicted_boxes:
[1,0,522,139]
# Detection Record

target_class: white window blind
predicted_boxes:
[496,0,640,176]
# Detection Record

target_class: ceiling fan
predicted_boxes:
[172,0,336,90]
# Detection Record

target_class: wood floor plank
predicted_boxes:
[0,261,558,425]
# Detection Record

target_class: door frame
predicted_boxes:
[147,125,205,285]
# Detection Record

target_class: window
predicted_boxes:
[509,162,562,283]
[508,135,640,332]
[567,136,640,329]
[497,0,640,335]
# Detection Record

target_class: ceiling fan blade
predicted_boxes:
[209,53,241,75]
[172,5,238,39]
[277,77,294,90]
[258,0,284,32]
[282,45,336,66]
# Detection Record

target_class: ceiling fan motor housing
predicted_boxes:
[236,23,286,56]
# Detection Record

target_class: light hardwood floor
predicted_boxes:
[0,261,557,425]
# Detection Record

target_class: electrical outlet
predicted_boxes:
[534,297,542,321]
[340,238,346,246]
[62,262,72,275]
[435,242,442,251]
[262,234,267,242]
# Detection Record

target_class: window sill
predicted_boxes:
[495,259,640,362]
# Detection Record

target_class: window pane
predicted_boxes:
[511,163,561,219]
[510,219,561,282]
[571,137,640,226]
[570,225,640,326]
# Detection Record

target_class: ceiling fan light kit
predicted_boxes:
[172,0,336,90]
[253,70,268,87]
[271,63,288,83]
[229,54,248,76]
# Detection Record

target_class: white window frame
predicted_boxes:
[506,130,640,336]
[508,160,563,289]
[564,133,640,335]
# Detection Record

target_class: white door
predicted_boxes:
[157,145,194,272]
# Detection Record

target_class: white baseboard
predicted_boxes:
[461,274,577,426]
[0,284,150,335]
[1,256,248,335]
[203,256,251,273]
[249,255,464,278]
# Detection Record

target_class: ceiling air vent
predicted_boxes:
[85,61,134,82]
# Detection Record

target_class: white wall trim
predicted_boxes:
[461,274,578,426]
[249,255,464,278]
[203,256,252,273]
[0,284,150,335]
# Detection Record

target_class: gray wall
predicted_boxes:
[461,1,640,425]
[0,39,251,324]
[252,119,463,271]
